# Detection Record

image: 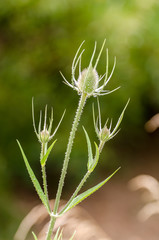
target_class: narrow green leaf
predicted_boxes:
[92,103,99,136]
[40,140,57,166]
[69,231,76,240]
[62,167,120,214]
[111,99,130,137]
[89,142,99,173]
[83,127,93,170]
[54,228,60,240]
[32,232,38,240]
[17,140,49,213]
[58,230,63,240]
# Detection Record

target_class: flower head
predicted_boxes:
[32,99,65,143]
[60,40,120,97]
[77,66,99,96]
[93,98,130,143]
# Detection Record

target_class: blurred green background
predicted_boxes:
[1,0,159,239]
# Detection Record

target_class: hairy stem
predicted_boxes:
[46,216,56,240]
[59,171,90,215]
[45,93,87,240]
[53,93,87,214]
[59,141,104,215]
[99,140,105,154]
[41,142,51,213]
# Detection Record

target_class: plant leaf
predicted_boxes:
[62,167,120,214]
[54,228,60,240]
[83,127,93,170]
[54,228,64,240]
[111,99,130,137]
[40,140,57,166]
[69,231,76,240]
[89,142,99,173]
[32,232,38,240]
[58,230,63,240]
[17,140,49,213]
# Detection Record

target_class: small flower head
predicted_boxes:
[32,98,66,144]
[93,98,130,143]
[99,125,110,142]
[40,129,50,143]
[60,39,120,97]
[77,66,99,95]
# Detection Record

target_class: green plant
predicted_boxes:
[17,40,129,240]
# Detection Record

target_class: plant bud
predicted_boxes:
[77,66,99,96]
[40,129,50,143]
[99,126,110,142]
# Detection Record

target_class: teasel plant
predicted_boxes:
[17,39,129,240]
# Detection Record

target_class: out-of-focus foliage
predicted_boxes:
[1,0,159,238]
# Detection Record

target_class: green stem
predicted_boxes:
[99,140,105,154]
[56,141,105,216]
[59,141,105,215]
[45,93,87,240]
[46,216,56,240]
[41,142,51,212]
[59,171,90,215]
[60,141,105,215]
[53,93,87,214]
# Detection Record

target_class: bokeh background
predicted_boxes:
[1,0,159,239]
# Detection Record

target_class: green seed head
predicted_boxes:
[40,129,50,143]
[99,125,110,142]
[77,66,99,96]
